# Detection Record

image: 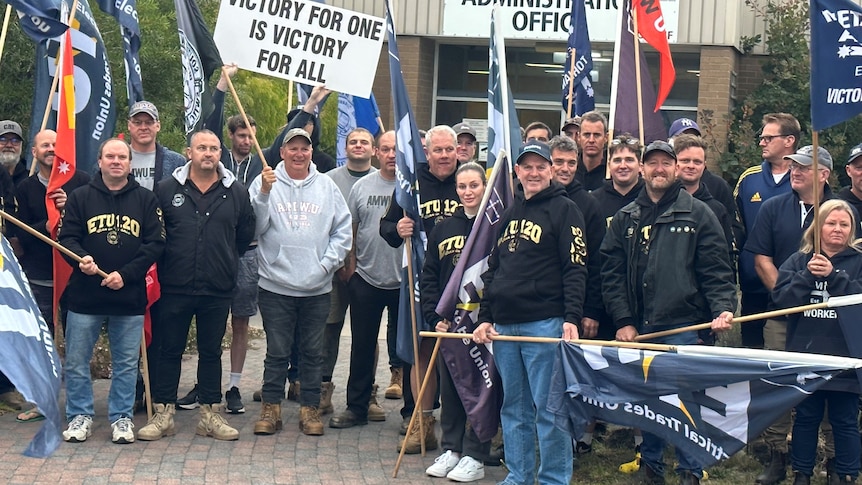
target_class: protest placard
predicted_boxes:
[214,0,385,97]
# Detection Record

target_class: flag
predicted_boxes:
[175,0,223,134]
[549,343,860,468]
[96,0,143,106]
[810,0,862,131]
[434,152,513,442]
[608,0,667,142]
[5,0,67,42]
[336,93,382,166]
[633,0,676,111]
[386,0,427,365]
[561,0,595,116]
[486,8,521,169]
[27,0,117,176]
[0,235,63,457]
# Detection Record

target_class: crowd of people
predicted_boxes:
[1,70,861,485]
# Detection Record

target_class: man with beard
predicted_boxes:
[0,120,28,186]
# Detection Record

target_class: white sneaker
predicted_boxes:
[426,450,460,477]
[111,417,135,444]
[446,455,485,482]
[62,415,93,443]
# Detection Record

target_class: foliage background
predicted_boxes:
[0,0,338,157]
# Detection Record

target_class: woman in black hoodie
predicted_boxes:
[773,199,862,485]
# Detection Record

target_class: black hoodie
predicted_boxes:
[479,183,587,326]
[421,207,474,327]
[563,179,607,327]
[592,179,644,227]
[58,174,165,315]
[692,182,735,256]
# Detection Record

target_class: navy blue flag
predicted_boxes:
[386,0,427,365]
[549,343,859,468]
[175,0,223,134]
[5,0,67,42]
[336,93,382,166]
[434,153,513,441]
[561,0,595,116]
[28,0,117,175]
[810,0,862,130]
[0,235,63,457]
[486,8,521,169]
[609,0,666,142]
[96,0,143,106]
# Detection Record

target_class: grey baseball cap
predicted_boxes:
[784,145,833,170]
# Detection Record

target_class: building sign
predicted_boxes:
[442,0,680,43]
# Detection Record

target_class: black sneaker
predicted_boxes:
[176,384,199,410]
[575,441,593,455]
[225,386,245,414]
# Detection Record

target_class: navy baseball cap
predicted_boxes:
[516,141,552,164]
[668,118,701,138]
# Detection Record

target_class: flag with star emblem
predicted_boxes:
[486,8,521,169]
[561,0,595,116]
[385,0,427,364]
[549,342,859,468]
[810,0,862,130]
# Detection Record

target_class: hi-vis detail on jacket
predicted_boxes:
[437,234,465,265]
[86,213,142,238]
[420,198,460,225]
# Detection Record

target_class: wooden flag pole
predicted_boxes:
[812,131,822,255]
[631,5,645,147]
[402,234,427,455]
[221,66,269,169]
[0,5,12,69]
[392,337,442,477]
[419,331,675,352]
[566,49,576,119]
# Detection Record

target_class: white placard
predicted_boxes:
[214,0,386,97]
[442,0,680,44]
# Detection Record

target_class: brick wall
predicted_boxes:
[372,36,436,132]
[697,46,738,170]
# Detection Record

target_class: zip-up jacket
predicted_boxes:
[420,207,473,327]
[155,162,255,297]
[601,187,736,331]
[478,183,587,326]
[58,174,165,315]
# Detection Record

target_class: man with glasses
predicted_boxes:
[592,134,643,228]
[575,111,609,192]
[0,120,29,186]
[745,145,840,485]
[127,101,185,191]
[453,122,477,164]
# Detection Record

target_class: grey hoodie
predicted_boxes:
[248,161,352,297]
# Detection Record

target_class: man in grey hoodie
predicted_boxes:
[248,128,352,437]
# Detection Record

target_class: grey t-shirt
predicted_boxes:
[348,172,401,290]
[326,164,377,200]
[130,148,157,190]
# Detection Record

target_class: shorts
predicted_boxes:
[231,249,260,317]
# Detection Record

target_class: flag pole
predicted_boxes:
[631,4,645,147]
[566,49,576,119]
[634,294,862,342]
[392,337,442,477]
[812,131,822,254]
[39,0,80,136]
[0,5,12,69]
[287,80,294,110]
[419,331,675,351]
[403,233,427,454]
[221,66,269,169]
[606,2,626,178]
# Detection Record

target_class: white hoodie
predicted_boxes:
[248,161,352,297]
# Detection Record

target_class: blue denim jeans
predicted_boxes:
[64,311,143,423]
[258,289,329,406]
[495,317,572,485]
[639,329,702,478]
[792,390,860,478]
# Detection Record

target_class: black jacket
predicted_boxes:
[692,182,735,257]
[563,179,607,326]
[0,167,17,236]
[838,187,862,235]
[600,187,736,331]
[59,174,165,315]
[155,163,255,297]
[16,171,90,280]
[379,163,460,248]
[478,183,588,326]
[574,158,607,192]
[592,179,644,227]
[420,207,473,327]
[774,247,862,393]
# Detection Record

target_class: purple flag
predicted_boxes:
[434,153,513,441]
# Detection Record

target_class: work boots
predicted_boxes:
[792,471,811,485]
[756,449,788,485]
[254,402,283,435]
[319,382,335,415]
[136,403,176,441]
[385,367,403,399]
[196,404,239,441]
[299,406,325,436]
[398,413,438,454]
[368,384,386,421]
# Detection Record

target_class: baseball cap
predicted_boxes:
[784,145,833,170]
[643,140,676,161]
[129,101,159,121]
[281,128,312,145]
[847,142,862,166]
[668,118,701,138]
[0,120,23,138]
[516,141,552,164]
[561,117,581,130]
[452,122,477,140]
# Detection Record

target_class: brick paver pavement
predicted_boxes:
[0,314,507,484]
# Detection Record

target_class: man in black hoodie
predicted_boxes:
[600,141,736,485]
[58,138,165,445]
[474,141,587,485]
